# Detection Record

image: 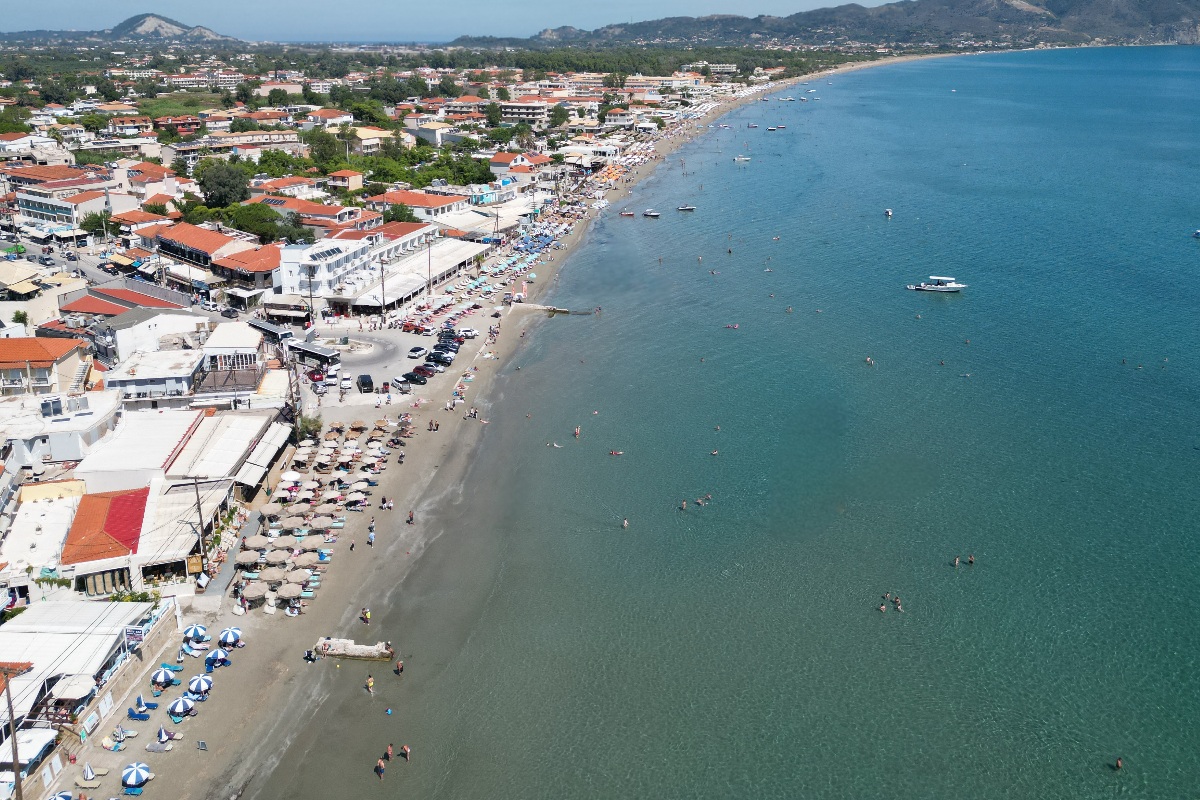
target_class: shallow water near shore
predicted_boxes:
[254,47,1200,799]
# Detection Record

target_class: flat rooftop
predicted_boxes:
[104,349,204,383]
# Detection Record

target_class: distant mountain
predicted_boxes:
[0,13,239,43]
[451,0,1200,48]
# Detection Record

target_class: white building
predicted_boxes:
[277,237,373,301]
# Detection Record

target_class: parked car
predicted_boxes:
[433,342,459,353]
[459,328,479,339]
[392,380,412,394]
[357,374,374,393]
[200,300,219,312]
[412,364,438,377]
[312,383,327,396]
[427,351,455,364]
[339,376,352,390]
[65,252,78,262]
[401,372,427,385]
[324,372,339,386]
[408,346,428,359]
[306,369,325,383]
[221,308,239,319]
[419,361,446,373]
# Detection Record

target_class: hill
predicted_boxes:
[0,13,239,43]
[451,0,1200,49]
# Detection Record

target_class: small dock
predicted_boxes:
[313,637,395,661]
[516,304,595,317]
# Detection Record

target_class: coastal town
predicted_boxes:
[0,39,789,800]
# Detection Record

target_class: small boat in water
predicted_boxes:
[748,123,758,128]
[733,155,751,163]
[677,205,697,212]
[643,209,661,218]
[906,276,967,293]
[619,209,634,217]
[767,127,777,131]
[777,125,786,129]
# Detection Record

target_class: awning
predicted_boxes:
[5,279,40,295]
[54,228,87,239]
[226,286,267,298]
[233,460,268,488]
[234,422,291,487]
[266,308,307,318]
[108,253,135,266]
[49,674,97,701]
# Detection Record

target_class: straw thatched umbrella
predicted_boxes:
[259,502,283,517]
[350,420,367,430]
[235,551,262,565]
[264,550,291,565]
[243,535,272,550]
[294,552,320,567]
[276,584,303,599]
[241,583,268,600]
[270,534,297,549]
[308,516,334,530]
[374,419,390,429]
[279,516,305,530]
[285,570,311,584]
[258,567,287,583]
[289,503,312,515]
[313,503,339,515]
[298,538,323,552]
[324,431,340,440]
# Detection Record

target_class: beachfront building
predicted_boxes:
[365,189,470,222]
[0,338,90,396]
[88,308,209,366]
[243,195,382,237]
[328,236,492,316]
[101,348,205,409]
[500,97,550,129]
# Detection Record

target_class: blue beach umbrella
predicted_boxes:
[167,697,194,716]
[218,627,241,646]
[82,763,96,781]
[52,792,73,800]
[206,648,229,662]
[188,675,213,693]
[121,762,151,787]
[157,725,171,743]
[182,624,207,640]
[151,668,174,685]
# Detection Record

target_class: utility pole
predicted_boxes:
[1,661,33,800]
[191,477,208,575]
[426,234,432,300]
[379,256,385,316]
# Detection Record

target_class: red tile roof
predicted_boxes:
[328,170,362,178]
[61,190,106,205]
[490,152,522,164]
[93,288,184,309]
[110,210,170,226]
[377,221,433,238]
[366,190,466,208]
[156,222,238,255]
[0,337,85,370]
[60,488,150,565]
[213,245,281,274]
[60,296,129,316]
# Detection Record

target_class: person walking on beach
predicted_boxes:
[375,758,385,779]
[349,540,355,552]
[367,530,376,547]
[407,510,415,525]
[401,745,411,762]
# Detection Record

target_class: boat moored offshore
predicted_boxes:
[906,276,967,292]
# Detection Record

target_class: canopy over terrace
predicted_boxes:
[342,239,492,312]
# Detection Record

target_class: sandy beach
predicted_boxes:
[61,50,964,800]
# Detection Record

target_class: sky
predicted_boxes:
[3,0,889,42]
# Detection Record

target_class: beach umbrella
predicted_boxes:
[243,534,272,550]
[166,697,194,716]
[345,491,366,503]
[289,502,312,515]
[281,470,302,483]
[320,440,338,450]
[51,792,73,800]
[82,763,97,781]
[320,490,341,500]
[276,584,303,599]
[157,725,171,744]
[301,480,320,490]
[298,538,323,552]
[271,534,298,549]
[298,439,316,447]
[349,481,369,492]
[374,419,390,428]
[324,431,339,440]
[337,454,353,463]
[294,552,319,567]
[206,648,230,662]
[188,675,213,694]
[258,567,287,583]
[260,502,283,516]
[314,503,339,515]
[151,668,174,686]
[264,550,291,565]
[182,624,206,640]
[315,455,331,464]
[241,582,267,600]
[309,516,334,530]
[350,420,366,430]
[235,550,261,566]
[285,570,311,584]
[279,516,305,529]
[120,762,150,786]
[219,627,242,646]
[294,490,315,502]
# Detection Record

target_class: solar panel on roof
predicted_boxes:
[264,198,286,206]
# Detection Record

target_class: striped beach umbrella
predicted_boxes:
[167,697,194,716]
[206,647,230,662]
[188,675,213,693]
[182,624,207,640]
[157,725,171,743]
[151,668,174,686]
[218,627,241,646]
[121,762,151,787]
[82,763,96,781]
[52,792,73,800]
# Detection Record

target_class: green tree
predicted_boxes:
[230,117,260,133]
[296,414,323,441]
[349,101,389,127]
[301,83,322,105]
[198,162,251,207]
[484,102,502,127]
[78,114,108,133]
[227,202,283,242]
[170,157,190,176]
[219,89,236,109]
[234,82,255,106]
[304,128,340,169]
[267,88,288,106]
[477,86,490,99]
[143,203,170,217]
[80,211,111,236]
[651,116,665,129]
[548,105,569,128]
[496,87,510,102]
[12,310,28,326]
[437,75,462,97]
[383,203,418,223]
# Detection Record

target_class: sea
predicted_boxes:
[255,46,1200,799]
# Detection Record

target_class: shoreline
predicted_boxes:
[89,49,974,800]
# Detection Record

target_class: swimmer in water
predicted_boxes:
[622,518,629,528]
[711,450,719,456]
[610,450,624,456]
[680,500,688,510]
[574,426,580,438]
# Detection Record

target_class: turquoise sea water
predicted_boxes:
[257,47,1200,799]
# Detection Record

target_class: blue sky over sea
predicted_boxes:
[2,0,890,42]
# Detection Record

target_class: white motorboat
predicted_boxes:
[733,155,751,163]
[906,276,967,292]
[642,209,661,218]
[677,205,697,212]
